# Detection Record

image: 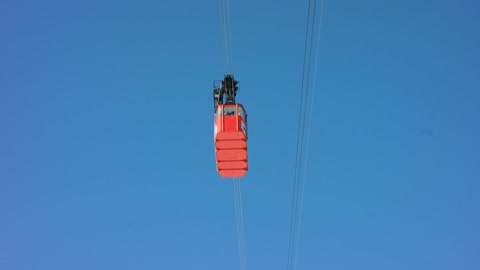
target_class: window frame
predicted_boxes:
[215,107,222,121]
[237,106,246,120]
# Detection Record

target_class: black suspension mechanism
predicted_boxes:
[213,74,239,111]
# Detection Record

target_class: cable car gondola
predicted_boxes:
[213,75,248,178]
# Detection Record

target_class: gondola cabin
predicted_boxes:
[214,103,248,178]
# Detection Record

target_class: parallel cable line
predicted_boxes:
[293,1,325,269]
[233,178,246,270]
[218,0,233,75]
[232,179,243,270]
[287,0,314,268]
[217,0,228,74]
[287,0,325,269]
[225,0,234,74]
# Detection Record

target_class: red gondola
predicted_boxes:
[213,75,248,178]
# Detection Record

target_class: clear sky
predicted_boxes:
[1,0,479,269]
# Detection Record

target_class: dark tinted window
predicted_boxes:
[224,107,236,116]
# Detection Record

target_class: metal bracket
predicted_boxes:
[213,74,239,111]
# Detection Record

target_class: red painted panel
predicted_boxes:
[216,149,247,162]
[219,169,246,178]
[215,140,247,150]
[216,131,245,141]
[217,161,248,170]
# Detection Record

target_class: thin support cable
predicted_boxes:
[223,3,231,74]
[293,1,325,269]
[237,179,246,269]
[287,0,312,267]
[233,178,246,270]
[233,179,242,270]
[292,0,318,266]
[225,0,234,74]
[218,0,227,74]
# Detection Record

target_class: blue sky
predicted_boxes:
[1,0,479,269]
